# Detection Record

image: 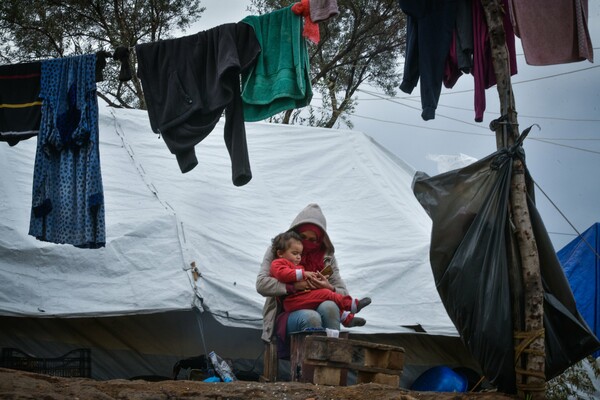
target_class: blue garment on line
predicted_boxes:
[29,54,105,248]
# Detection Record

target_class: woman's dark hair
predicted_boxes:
[271,231,303,260]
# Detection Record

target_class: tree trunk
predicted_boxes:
[282,109,293,124]
[479,1,545,398]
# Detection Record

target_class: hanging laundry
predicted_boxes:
[291,0,338,44]
[443,0,517,123]
[29,54,105,248]
[508,0,593,66]
[135,23,260,186]
[292,0,321,44]
[241,6,313,122]
[1,52,115,147]
[112,47,133,82]
[0,61,42,146]
[397,0,457,121]
[453,0,473,75]
[471,0,517,123]
[309,0,339,22]
[443,0,474,89]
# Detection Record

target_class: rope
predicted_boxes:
[515,378,546,392]
[514,329,545,362]
[469,374,487,392]
[514,329,546,393]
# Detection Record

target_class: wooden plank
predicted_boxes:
[303,336,404,373]
[291,333,404,386]
[364,348,388,368]
[387,350,404,370]
[303,358,402,376]
[305,336,405,355]
[313,366,345,386]
[305,338,352,364]
[261,341,278,382]
[357,371,400,387]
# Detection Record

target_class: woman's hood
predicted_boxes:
[288,203,335,253]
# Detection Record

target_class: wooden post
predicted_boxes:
[479,1,545,398]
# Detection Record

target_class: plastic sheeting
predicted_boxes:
[0,101,456,337]
[558,222,600,357]
[413,149,600,393]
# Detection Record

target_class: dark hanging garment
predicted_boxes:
[0,61,42,146]
[29,54,105,248]
[397,0,457,121]
[443,0,474,89]
[135,23,261,187]
[412,149,600,394]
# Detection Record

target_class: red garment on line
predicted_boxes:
[292,0,320,44]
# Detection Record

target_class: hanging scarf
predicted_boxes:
[297,223,326,272]
[292,0,320,44]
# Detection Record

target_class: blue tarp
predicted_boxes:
[558,223,600,357]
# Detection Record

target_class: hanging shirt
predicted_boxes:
[0,61,42,146]
[135,23,260,186]
[443,0,518,123]
[241,6,313,122]
[29,54,105,248]
[508,0,593,66]
[309,0,339,22]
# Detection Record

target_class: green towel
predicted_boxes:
[241,6,313,122]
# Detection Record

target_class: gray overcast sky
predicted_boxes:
[191,0,600,250]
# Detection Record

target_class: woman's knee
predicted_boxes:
[316,301,341,329]
[303,311,323,328]
[287,309,322,332]
[317,300,340,317]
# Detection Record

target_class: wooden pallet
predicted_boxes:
[290,333,405,386]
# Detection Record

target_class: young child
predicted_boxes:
[270,231,371,327]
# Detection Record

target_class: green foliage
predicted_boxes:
[249,0,406,128]
[0,0,204,108]
[547,356,600,400]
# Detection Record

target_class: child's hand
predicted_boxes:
[305,271,334,291]
[304,271,319,282]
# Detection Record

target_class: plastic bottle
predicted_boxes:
[208,351,237,382]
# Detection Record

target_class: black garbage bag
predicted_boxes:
[412,148,599,394]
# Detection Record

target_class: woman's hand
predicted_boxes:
[293,280,311,291]
[305,271,334,291]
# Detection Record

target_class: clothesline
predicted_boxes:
[0,2,339,249]
[0,0,593,248]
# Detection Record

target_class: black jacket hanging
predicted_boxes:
[135,22,261,186]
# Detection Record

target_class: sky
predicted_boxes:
[189,0,600,250]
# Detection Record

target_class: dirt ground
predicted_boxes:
[0,367,520,400]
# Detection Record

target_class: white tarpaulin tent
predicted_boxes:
[0,103,475,382]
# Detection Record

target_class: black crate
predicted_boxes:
[0,348,91,378]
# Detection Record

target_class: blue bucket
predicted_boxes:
[410,366,468,392]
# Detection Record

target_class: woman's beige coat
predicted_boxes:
[255,203,349,342]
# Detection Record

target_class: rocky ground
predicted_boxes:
[0,367,520,400]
